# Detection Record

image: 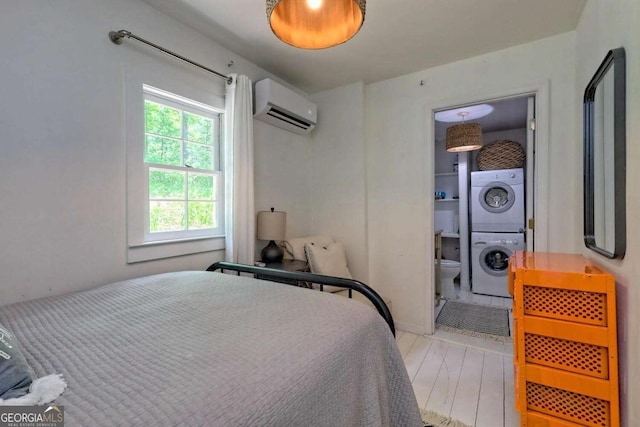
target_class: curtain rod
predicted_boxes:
[108,30,233,84]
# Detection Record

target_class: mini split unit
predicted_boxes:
[253,78,317,135]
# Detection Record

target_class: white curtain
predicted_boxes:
[224,74,255,264]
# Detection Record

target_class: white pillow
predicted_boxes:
[282,235,334,261]
[304,242,352,279]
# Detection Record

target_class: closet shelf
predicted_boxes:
[441,232,460,238]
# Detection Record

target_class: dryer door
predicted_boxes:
[478,182,516,214]
[478,246,512,277]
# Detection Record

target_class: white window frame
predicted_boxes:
[125,68,226,263]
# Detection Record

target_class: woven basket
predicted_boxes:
[477,139,525,170]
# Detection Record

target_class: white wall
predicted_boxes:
[575,0,640,425]
[253,120,312,256]
[0,0,309,304]
[366,32,578,333]
[309,83,368,282]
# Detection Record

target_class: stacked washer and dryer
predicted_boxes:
[470,168,526,297]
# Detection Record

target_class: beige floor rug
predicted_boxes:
[421,409,473,427]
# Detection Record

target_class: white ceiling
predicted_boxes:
[141,0,586,94]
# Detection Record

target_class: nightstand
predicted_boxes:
[257,259,310,286]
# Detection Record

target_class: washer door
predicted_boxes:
[479,181,516,213]
[478,246,512,277]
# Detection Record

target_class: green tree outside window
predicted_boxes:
[144,99,219,233]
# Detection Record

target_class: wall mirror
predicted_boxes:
[584,47,626,259]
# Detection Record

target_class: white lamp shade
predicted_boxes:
[257,210,286,241]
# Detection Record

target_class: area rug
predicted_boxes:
[421,409,473,427]
[436,300,511,342]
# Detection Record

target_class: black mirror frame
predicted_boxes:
[583,47,626,259]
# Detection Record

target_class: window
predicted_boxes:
[126,79,226,263]
[143,86,223,241]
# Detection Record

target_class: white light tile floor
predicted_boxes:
[399,290,519,426]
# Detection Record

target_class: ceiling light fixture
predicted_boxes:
[435,104,494,122]
[267,0,366,50]
[307,0,322,10]
[446,112,483,152]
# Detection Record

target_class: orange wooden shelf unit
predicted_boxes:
[509,251,620,427]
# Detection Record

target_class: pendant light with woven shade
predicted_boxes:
[446,112,483,152]
[267,0,366,49]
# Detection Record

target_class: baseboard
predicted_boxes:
[394,320,427,335]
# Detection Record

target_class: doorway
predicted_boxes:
[432,94,536,324]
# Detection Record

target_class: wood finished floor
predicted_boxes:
[399,292,519,427]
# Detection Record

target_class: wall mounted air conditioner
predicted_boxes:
[254,78,317,135]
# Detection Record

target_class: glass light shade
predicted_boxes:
[446,123,483,152]
[257,210,286,241]
[267,0,366,49]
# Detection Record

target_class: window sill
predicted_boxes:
[127,235,225,264]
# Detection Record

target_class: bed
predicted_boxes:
[0,263,422,426]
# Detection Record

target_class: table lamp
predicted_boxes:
[257,208,286,263]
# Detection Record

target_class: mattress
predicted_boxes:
[0,271,421,426]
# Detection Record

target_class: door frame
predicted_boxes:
[526,95,536,251]
[425,80,550,334]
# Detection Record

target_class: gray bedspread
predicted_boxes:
[0,271,422,426]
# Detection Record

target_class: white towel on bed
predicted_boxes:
[0,374,66,406]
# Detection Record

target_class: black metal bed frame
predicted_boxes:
[206,261,395,335]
